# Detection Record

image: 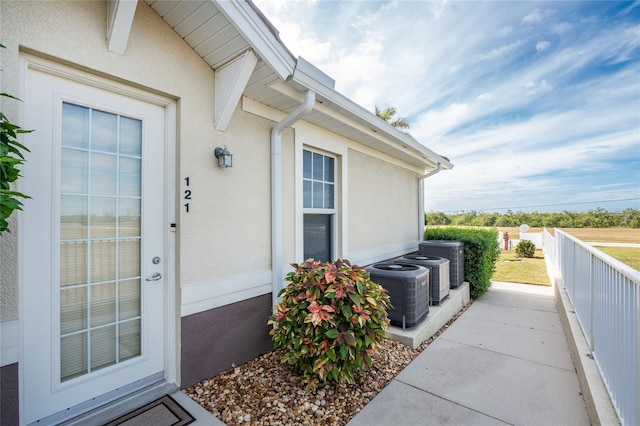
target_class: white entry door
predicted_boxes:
[20,61,171,424]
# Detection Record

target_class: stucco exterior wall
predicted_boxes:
[0,220,19,321]
[348,149,419,258]
[180,104,273,285]
[0,1,276,320]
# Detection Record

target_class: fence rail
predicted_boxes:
[543,228,639,426]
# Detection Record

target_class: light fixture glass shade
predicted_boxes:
[214,146,232,168]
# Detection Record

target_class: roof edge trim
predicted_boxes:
[286,72,453,169]
[214,0,295,80]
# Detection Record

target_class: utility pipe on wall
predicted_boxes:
[271,90,316,310]
[418,163,442,242]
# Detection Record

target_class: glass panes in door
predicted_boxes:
[60,102,142,382]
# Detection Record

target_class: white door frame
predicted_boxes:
[18,54,177,424]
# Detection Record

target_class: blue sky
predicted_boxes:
[253,0,640,213]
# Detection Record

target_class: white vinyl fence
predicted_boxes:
[543,228,639,426]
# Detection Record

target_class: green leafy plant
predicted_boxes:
[1,43,32,234]
[425,227,500,299]
[268,258,391,388]
[515,240,536,258]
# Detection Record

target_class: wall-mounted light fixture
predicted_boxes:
[214,145,233,168]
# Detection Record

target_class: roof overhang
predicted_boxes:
[143,0,453,171]
[287,57,453,171]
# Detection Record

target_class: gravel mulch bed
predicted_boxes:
[186,302,471,426]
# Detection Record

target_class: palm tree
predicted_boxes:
[374,105,410,130]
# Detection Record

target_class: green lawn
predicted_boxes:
[593,246,640,271]
[491,249,550,286]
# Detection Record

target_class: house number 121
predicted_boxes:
[184,177,191,212]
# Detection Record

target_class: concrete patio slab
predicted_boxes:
[477,287,557,313]
[386,282,470,349]
[490,281,553,296]
[394,339,589,425]
[439,313,575,370]
[171,391,225,425]
[347,380,509,426]
[463,300,564,334]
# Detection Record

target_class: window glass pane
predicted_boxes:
[312,181,324,208]
[60,242,87,286]
[90,240,116,283]
[91,110,117,153]
[91,153,117,195]
[119,198,141,237]
[303,150,312,179]
[119,319,141,361]
[62,103,89,149]
[120,116,142,156]
[91,197,116,238]
[324,156,334,183]
[119,157,141,197]
[304,214,332,262]
[61,195,88,240]
[61,333,87,381]
[303,180,312,209]
[325,183,334,209]
[61,287,87,334]
[312,153,324,180]
[90,282,116,327]
[118,239,140,279]
[90,325,116,371]
[119,280,140,320]
[61,149,88,194]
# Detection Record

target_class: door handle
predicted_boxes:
[146,272,162,281]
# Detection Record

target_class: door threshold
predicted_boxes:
[31,373,177,426]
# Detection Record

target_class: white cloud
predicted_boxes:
[412,103,471,141]
[522,9,543,24]
[522,8,555,25]
[473,41,523,62]
[536,41,551,51]
[499,25,514,37]
[552,22,573,34]
[430,0,450,20]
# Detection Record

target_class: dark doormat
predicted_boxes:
[103,395,195,426]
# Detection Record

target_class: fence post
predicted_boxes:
[589,251,595,351]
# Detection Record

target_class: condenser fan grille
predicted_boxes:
[373,263,419,272]
[406,255,441,261]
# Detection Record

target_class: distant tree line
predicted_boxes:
[425,208,640,228]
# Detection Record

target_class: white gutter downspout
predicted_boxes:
[271,90,316,310]
[418,163,442,242]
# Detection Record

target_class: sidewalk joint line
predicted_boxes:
[458,312,564,334]
[394,379,514,426]
[439,337,577,373]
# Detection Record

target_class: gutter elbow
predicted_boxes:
[420,163,442,181]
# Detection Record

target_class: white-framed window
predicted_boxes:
[303,149,336,261]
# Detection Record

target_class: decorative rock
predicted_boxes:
[183,303,472,426]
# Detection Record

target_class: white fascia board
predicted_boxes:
[214,0,295,80]
[215,49,258,131]
[107,0,138,55]
[290,65,453,170]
